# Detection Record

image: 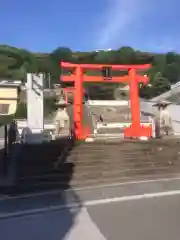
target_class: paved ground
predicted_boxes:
[88,194,180,240]
[1,177,180,239]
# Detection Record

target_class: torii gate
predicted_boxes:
[63,87,86,104]
[60,62,152,140]
[63,87,74,104]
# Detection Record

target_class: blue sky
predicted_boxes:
[0,0,179,53]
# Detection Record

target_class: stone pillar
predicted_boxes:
[26,73,44,143]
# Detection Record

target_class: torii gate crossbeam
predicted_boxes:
[60,62,152,140]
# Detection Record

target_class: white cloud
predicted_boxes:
[95,0,155,49]
[93,0,180,53]
[94,0,149,49]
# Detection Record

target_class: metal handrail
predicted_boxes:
[171,81,180,89]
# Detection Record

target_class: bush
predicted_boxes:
[44,96,58,116]
[15,102,27,119]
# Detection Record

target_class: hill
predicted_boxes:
[1,45,180,99]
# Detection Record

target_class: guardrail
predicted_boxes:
[96,122,152,129]
[16,120,55,135]
[171,81,180,89]
[87,100,129,106]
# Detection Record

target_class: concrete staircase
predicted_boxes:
[87,102,151,137]
[15,138,180,194]
[89,105,131,123]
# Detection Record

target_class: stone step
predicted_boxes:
[19,161,179,181]
[71,168,180,188]
[16,169,180,194]
[97,128,124,134]
[18,149,180,184]
[72,143,152,152]
[14,138,180,194]
[17,137,74,177]
[18,165,180,192]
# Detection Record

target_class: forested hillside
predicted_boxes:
[0,45,180,99]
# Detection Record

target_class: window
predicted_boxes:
[0,104,9,114]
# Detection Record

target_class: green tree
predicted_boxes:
[153,54,166,72]
[0,46,37,81]
[151,72,171,97]
[116,47,137,64]
[51,47,72,62]
[166,52,180,64]
[163,62,180,84]
[94,50,117,64]
[50,47,73,84]
[0,44,180,99]
[75,51,98,63]
[135,51,153,64]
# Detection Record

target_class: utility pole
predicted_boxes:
[47,72,51,89]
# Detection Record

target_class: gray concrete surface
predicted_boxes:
[1,177,180,239]
[88,195,180,240]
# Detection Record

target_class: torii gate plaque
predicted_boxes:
[60,62,152,140]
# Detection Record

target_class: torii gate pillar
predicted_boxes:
[74,67,84,139]
[124,68,142,137]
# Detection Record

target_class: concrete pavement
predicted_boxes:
[0,206,106,240]
[1,177,180,239]
[88,194,180,240]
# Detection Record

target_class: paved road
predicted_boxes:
[1,177,180,239]
[88,195,180,240]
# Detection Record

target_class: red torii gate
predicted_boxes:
[63,87,75,104]
[60,62,152,140]
[63,87,86,104]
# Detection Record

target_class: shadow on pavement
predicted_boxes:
[0,137,84,240]
[0,188,83,240]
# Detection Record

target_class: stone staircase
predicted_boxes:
[89,105,131,123]
[15,138,180,194]
[87,104,152,137]
[67,104,95,135]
